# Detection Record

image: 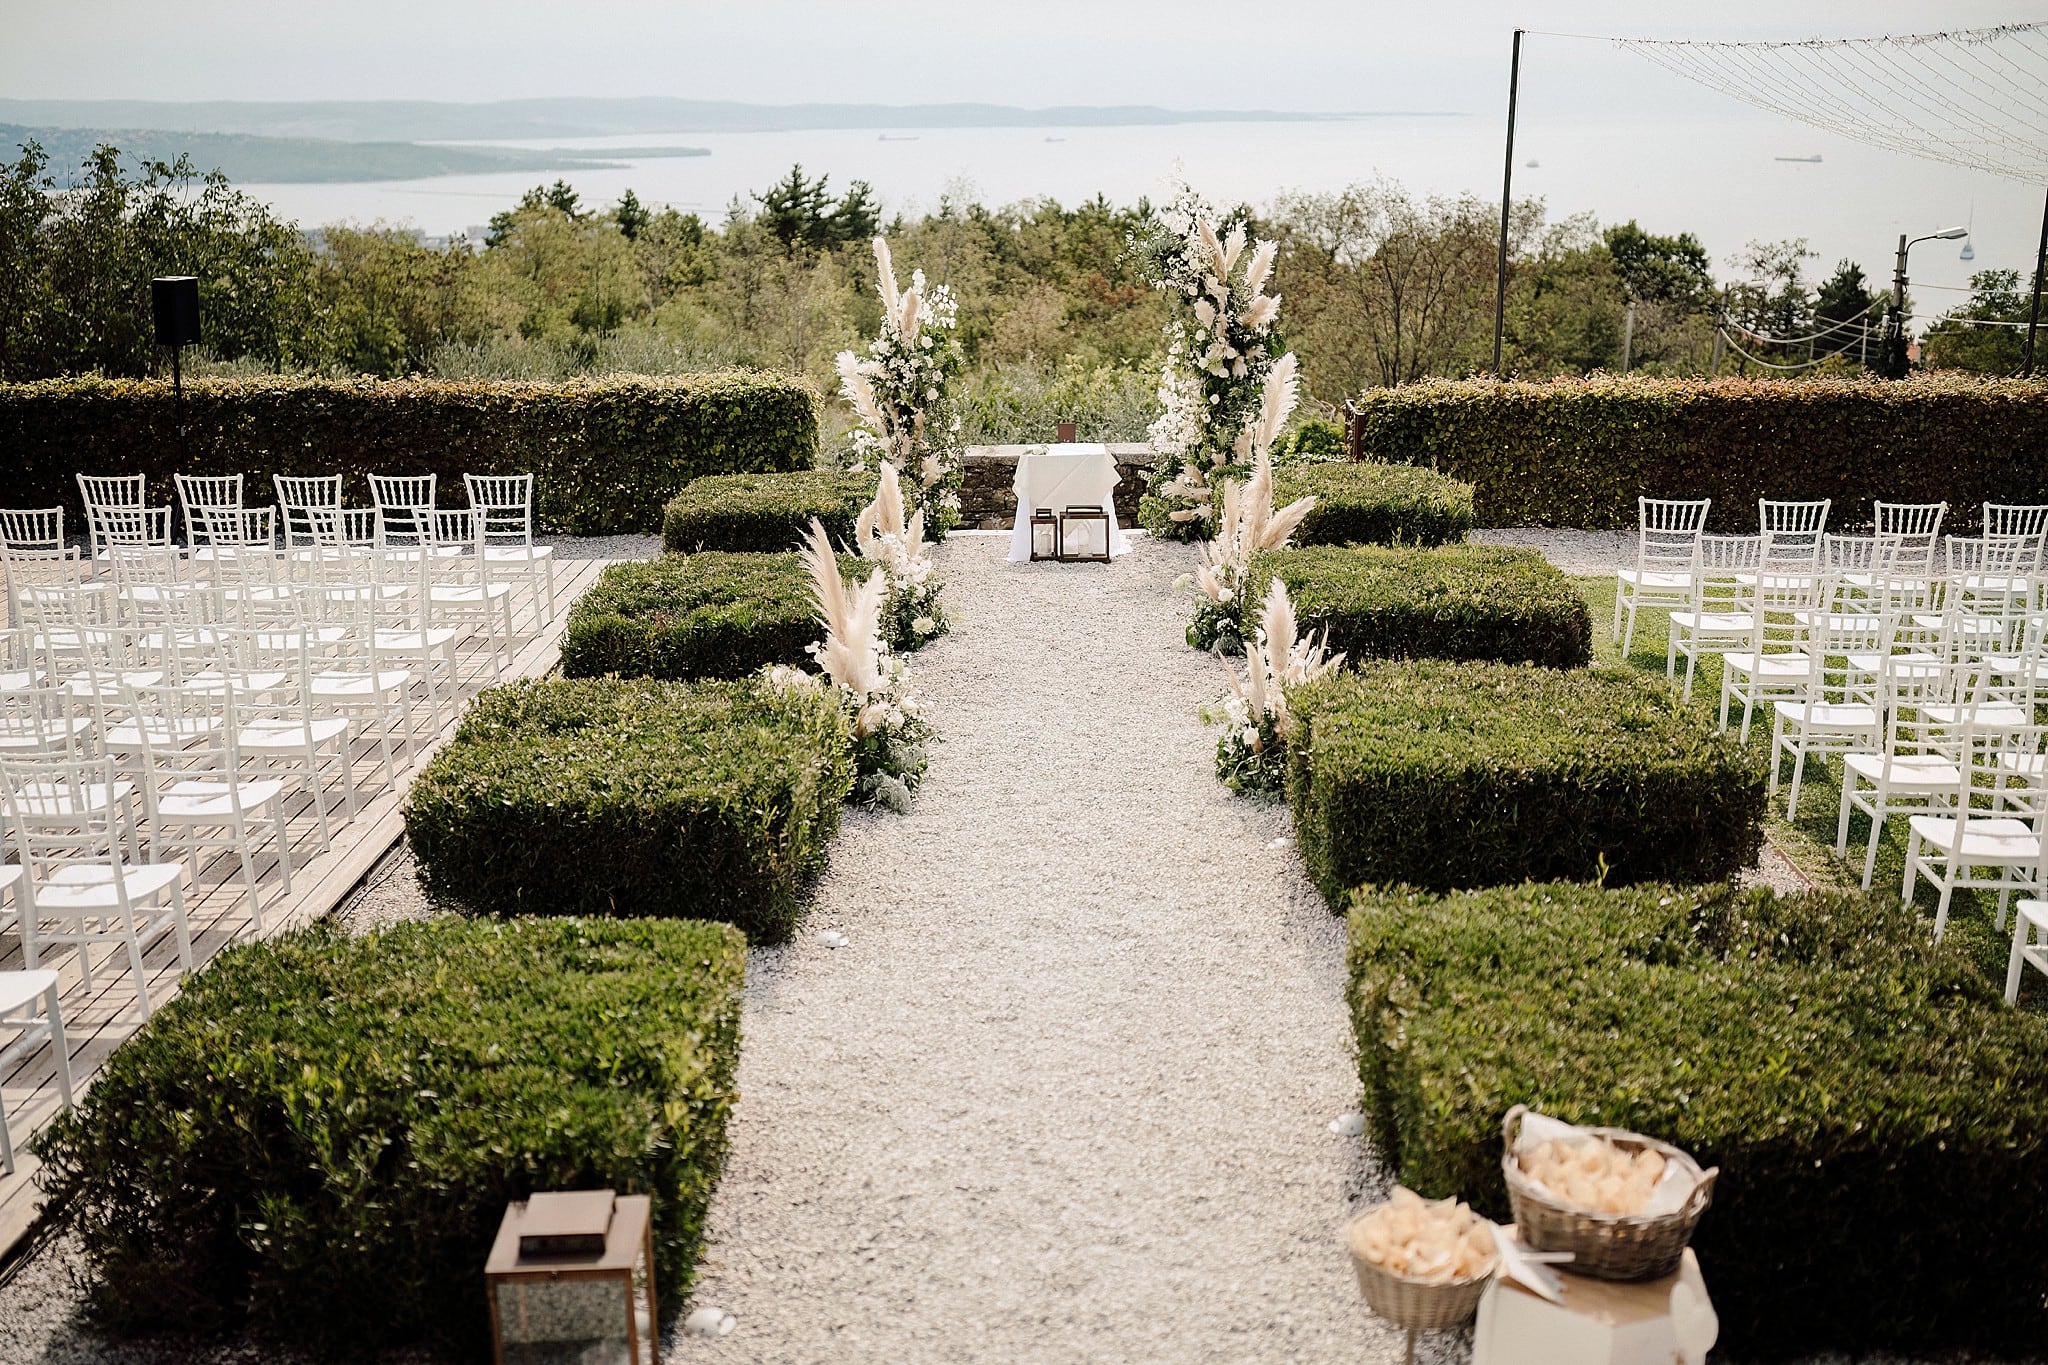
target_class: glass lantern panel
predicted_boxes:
[1062,516,1106,558]
[1031,518,1057,558]
[495,1277,634,1365]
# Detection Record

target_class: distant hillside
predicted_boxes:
[0,97,1417,144]
[0,123,662,182]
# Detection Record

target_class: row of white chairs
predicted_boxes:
[12,469,557,616]
[1614,496,2048,656]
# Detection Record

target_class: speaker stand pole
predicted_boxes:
[172,341,188,459]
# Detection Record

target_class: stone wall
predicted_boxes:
[959,444,1156,529]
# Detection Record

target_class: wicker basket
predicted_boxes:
[1500,1104,1717,1281]
[1344,1210,1494,1331]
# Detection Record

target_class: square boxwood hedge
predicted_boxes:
[1246,544,1591,669]
[33,915,747,1358]
[559,551,876,682]
[405,676,852,941]
[1348,881,2048,1355]
[662,469,878,553]
[1274,461,1475,547]
[1288,662,1763,901]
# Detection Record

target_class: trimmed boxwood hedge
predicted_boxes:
[33,915,746,1358]
[1274,461,1475,547]
[1349,373,2048,530]
[559,551,875,682]
[662,469,877,553]
[1348,881,2048,1355]
[1288,662,1763,901]
[405,676,852,941]
[1246,544,1592,668]
[0,372,820,535]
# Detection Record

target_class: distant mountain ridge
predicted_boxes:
[0,97,1439,144]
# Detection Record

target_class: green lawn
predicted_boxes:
[1572,574,2042,1010]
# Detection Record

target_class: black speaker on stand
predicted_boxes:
[152,276,201,458]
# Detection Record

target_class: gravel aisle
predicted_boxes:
[673,531,1393,1364]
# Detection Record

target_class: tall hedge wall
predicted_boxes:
[0,372,820,535]
[1351,375,2048,531]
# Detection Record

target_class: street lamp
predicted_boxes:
[1878,227,1967,378]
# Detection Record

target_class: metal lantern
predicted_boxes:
[1029,508,1061,561]
[486,1190,657,1365]
[1057,505,1111,563]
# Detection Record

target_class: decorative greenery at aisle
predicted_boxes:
[853,461,949,650]
[1207,579,1344,795]
[1179,358,1317,652]
[835,236,964,538]
[779,516,933,810]
[1130,174,1289,540]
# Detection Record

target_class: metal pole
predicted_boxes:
[2025,182,2048,378]
[1492,28,1523,376]
[1622,302,1635,374]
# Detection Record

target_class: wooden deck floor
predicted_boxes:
[0,554,620,1258]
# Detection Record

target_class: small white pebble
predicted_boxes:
[684,1306,737,1338]
[1328,1113,1365,1137]
[818,930,849,949]
[1268,836,1295,850]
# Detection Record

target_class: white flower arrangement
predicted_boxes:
[1210,578,1345,795]
[780,515,933,811]
[853,461,950,651]
[1131,172,1290,540]
[1182,358,1317,652]
[835,237,963,538]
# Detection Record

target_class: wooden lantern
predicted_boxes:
[1056,505,1111,562]
[486,1190,657,1365]
[1028,507,1061,561]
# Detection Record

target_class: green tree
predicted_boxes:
[1922,268,2029,374]
[1604,221,1711,311]
[613,188,650,243]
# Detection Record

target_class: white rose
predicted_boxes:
[1240,727,1258,746]
[913,615,936,635]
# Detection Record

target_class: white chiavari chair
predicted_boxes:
[125,681,291,928]
[1770,577,1883,817]
[1667,534,1759,702]
[1903,694,2046,938]
[0,751,190,1014]
[1720,567,1825,742]
[218,625,356,851]
[466,472,557,618]
[0,969,71,1176]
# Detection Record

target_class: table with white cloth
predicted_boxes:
[1006,443,1134,563]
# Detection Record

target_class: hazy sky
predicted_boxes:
[4,1,2038,113]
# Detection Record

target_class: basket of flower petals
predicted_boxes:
[1501,1104,1717,1281]
[1345,1187,1500,1331]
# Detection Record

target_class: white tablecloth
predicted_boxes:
[1007,444,1134,563]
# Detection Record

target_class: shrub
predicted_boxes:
[560,551,875,682]
[1288,662,1763,900]
[1349,373,2048,530]
[33,915,746,1358]
[0,371,820,535]
[1246,544,1592,668]
[1271,416,1347,463]
[1274,461,1476,547]
[1347,880,2048,1355]
[662,469,877,553]
[405,676,852,941]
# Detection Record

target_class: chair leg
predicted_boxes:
[1861,809,1884,891]
[1768,718,1785,795]
[1835,775,1854,856]
[46,984,73,1107]
[1903,829,1922,904]
[1612,583,1625,643]
[1787,744,1810,820]
[169,881,193,973]
[2008,914,2030,1003]
[125,920,152,1020]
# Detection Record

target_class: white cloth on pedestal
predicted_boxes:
[1007,443,1133,563]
